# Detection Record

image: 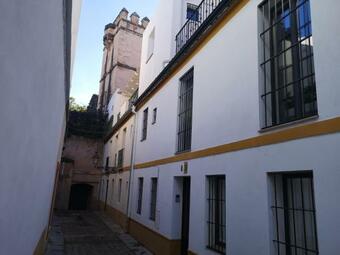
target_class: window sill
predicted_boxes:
[175,149,191,155]
[259,115,319,133]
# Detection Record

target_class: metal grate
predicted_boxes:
[207,175,226,254]
[137,178,144,214]
[177,69,194,153]
[117,149,124,168]
[118,179,122,202]
[259,0,317,128]
[176,0,224,52]
[149,178,158,221]
[270,172,318,254]
[141,108,148,141]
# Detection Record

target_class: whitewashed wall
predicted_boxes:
[135,0,340,164]
[131,0,340,254]
[0,0,81,254]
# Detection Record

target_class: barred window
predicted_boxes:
[117,149,124,168]
[137,177,144,214]
[270,172,318,255]
[207,175,226,254]
[141,108,148,141]
[177,69,194,153]
[105,157,109,172]
[259,0,317,128]
[149,177,158,221]
[118,179,122,202]
[152,108,157,124]
[111,179,115,203]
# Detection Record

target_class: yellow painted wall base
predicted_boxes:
[129,218,181,255]
[33,228,47,255]
[101,203,181,255]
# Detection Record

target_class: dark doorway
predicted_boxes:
[69,184,93,210]
[181,177,191,255]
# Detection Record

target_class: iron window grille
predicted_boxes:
[270,172,318,254]
[111,179,115,203]
[152,108,157,124]
[118,179,122,202]
[177,69,194,153]
[141,108,148,141]
[149,177,158,221]
[259,0,317,128]
[117,148,124,168]
[105,157,109,172]
[207,175,226,254]
[137,177,144,214]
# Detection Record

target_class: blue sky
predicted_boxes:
[71,0,158,105]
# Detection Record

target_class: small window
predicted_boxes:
[137,177,144,214]
[117,148,124,168]
[118,179,122,202]
[187,3,199,21]
[152,108,157,124]
[111,179,115,203]
[141,108,148,141]
[150,177,158,221]
[147,28,155,62]
[269,172,318,255]
[114,153,117,167]
[207,175,226,254]
[105,157,109,171]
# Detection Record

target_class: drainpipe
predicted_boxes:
[125,105,138,230]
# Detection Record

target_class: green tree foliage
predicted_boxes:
[69,97,86,112]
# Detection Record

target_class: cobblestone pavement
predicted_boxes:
[45,211,152,255]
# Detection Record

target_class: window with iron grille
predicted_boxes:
[111,179,115,203]
[152,108,157,124]
[117,149,124,168]
[177,69,194,153]
[207,175,226,254]
[149,177,158,221]
[118,178,122,202]
[137,177,144,214]
[269,172,318,255]
[141,108,148,141]
[105,157,109,172]
[259,0,317,128]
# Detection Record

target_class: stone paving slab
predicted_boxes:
[45,211,152,255]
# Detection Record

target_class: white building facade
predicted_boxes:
[100,0,340,254]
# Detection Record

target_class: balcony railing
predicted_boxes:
[175,0,224,53]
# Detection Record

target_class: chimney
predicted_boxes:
[130,12,140,25]
[141,17,150,28]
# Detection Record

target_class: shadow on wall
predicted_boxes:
[69,184,93,210]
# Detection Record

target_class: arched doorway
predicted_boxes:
[69,183,93,210]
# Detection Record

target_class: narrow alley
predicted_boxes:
[45,212,151,255]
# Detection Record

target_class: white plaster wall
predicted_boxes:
[130,133,340,254]
[103,116,135,168]
[135,0,340,164]
[0,1,80,254]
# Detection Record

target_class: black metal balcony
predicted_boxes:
[176,0,225,53]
